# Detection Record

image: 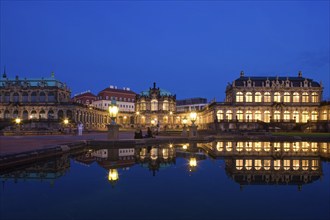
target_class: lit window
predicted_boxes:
[264,92,271,102]
[293,160,300,170]
[151,99,158,111]
[254,160,262,170]
[302,111,309,123]
[245,111,252,121]
[236,110,243,121]
[264,111,270,122]
[245,160,252,170]
[302,160,309,171]
[236,142,243,152]
[293,92,300,103]
[284,92,290,102]
[226,110,232,120]
[163,100,169,111]
[312,92,318,103]
[274,92,281,102]
[293,111,299,122]
[284,160,290,170]
[284,111,290,121]
[274,160,281,170]
[264,160,271,170]
[236,160,243,170]
[255,111,261,121]
[274,111,281,121]
[302,92,309,102]
[236,92,243,102]
[217,110,223,121]
[311,111,318,121]
[255,92,262,102]
[245,92,252,102]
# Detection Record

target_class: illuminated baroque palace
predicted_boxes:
[0,70,329,132]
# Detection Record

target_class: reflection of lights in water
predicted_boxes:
[108,169,119,181]
[182,144,188,150]
[169,144,173,148]
[189,158,197,167]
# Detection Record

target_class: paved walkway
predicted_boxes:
[0,132,135,155]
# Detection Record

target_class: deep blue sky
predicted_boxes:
[1,1,329,101]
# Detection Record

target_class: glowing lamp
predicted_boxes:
[190,111,197,124]
[109,103,119,124]
[108,169,119,182]
[15,118,21,124]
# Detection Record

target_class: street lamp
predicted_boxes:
[63,118,69,125]
[15,118,21,125]
[182,117,188,127]
[190,111,197,125]
[109,103,119,125]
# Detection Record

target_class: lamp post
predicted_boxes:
[63,118,69,134]
[182,116,188,137]
[107,102,119,139]
[15,118,21,135]
[189,111,198,137]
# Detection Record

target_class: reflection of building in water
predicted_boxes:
[95,148,136,170]
[136,146,176,176]
[199,141,330,189]
[0,155,70,185]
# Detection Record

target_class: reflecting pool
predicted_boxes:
[1,141,330,220]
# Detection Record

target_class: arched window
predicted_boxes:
[312,92,318,103]
[284,92,290,103]
[217,110,223,121]
[245,111,252,121]
[284,111,290,121]
[311,111,318,121]
[58,110,64,120]
[255,92,261,102]
[274,92,281,102]
[274,160,281,170]
[322,110,327,120]
[236,110,243,121]
[245,92,252,102]
[5,92,10,102]
[236,160,243,170]
[39,92,46,102]
[22,92,29,103]
[255,111,261,121]
[48,110,55,119]
[293,92,300,103]
[151,99,158,111]
[274,110,281,121]
[245,159,252,170]
[255,160,262,170]
[67,110,73,119]
[31,92,37,103]
[226,110,232,120]
[39,110,46,119]
[302,92,309,102]
[293,111,299,122]
[236,92,243,102]
[162,100,169,111]
[30,110,37,119]
[20,110,28,120]
[264,111,270,122]
[48,92,55,102]
[302,111,309,123]
[141,100,146,111]
[13,93,19,103]
[13,110,19,118]
[4,110,10,119]
[264,92,271,102]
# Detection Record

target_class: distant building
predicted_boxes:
[93,86,136,112]
[135,82,176,127]
[176,97,207,112]
[72,90,97,106]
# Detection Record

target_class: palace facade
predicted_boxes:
[0,71,110,131]
[135,82,176,128]
[198,71,329,132]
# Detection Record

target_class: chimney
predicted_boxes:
[153,82,156,89]
[298,71,302,78]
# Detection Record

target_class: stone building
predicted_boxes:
[72,91,97,106]
[135,82,176,128]
[0,71,110,131]
[199,71,329,131]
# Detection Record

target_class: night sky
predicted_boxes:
[0,1,329,101]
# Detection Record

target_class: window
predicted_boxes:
[245,111,252,121]
[312,92,318,103]
[264,92,271,102]
[302,92,309,102]
[255,92,261,102]
[274,160,281,170]
[245,160,252,170]
[302,111,309,123]
[236,160,243,170]
[141,101,146,110]
[151,99,158,111]
[226,110,232,120]
[311,111,318,121]
[245,92,252,102]
[217,110,223,121]
[264,111,270,122]
[254,160,262,170]
[293,92,300,103]
[293,160,300,170]
[284,160,290,170]
[274,111,281,121]
[293,111,299,122]
[163,100,169,111]
[255,111,261,121]
[274,92,281,102]
[284,111,290,121]
[236,110,243,121]
[284,92,290,102]
[236,92,243,102]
